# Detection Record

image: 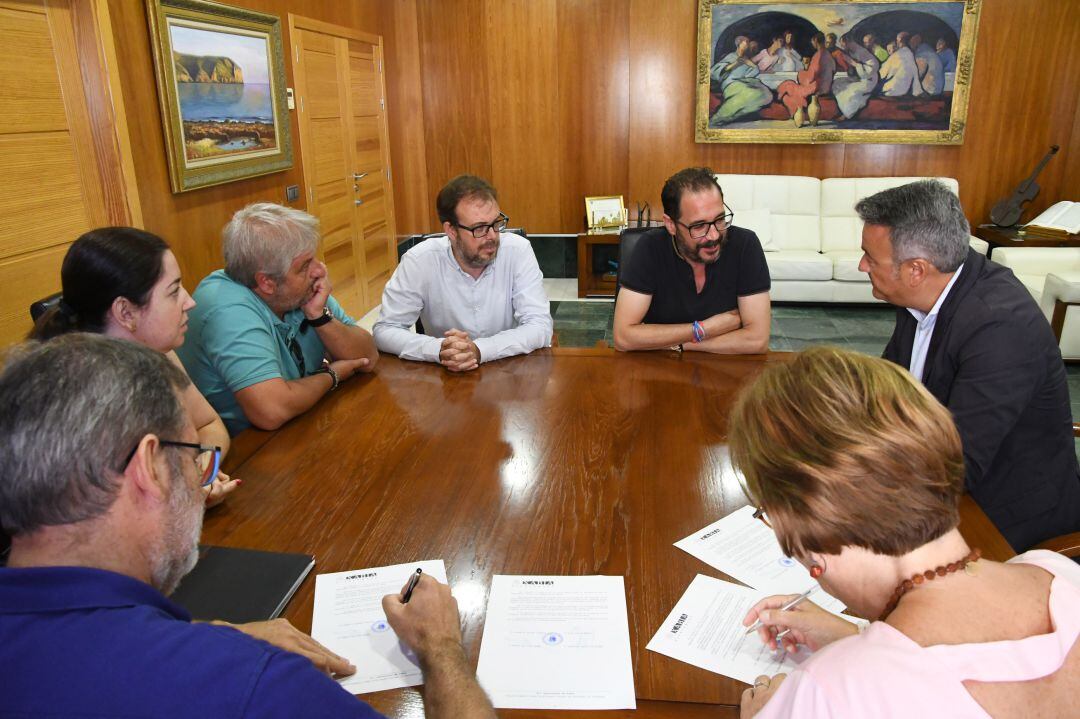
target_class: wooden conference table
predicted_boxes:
[209,348,1013,718]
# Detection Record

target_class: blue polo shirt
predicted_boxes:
[0,565,382,718]
[176,270,356,434]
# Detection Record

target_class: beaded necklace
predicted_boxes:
[878,547,981,622]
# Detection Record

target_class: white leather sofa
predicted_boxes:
[714,175,990,303]
[990,247,1080,360]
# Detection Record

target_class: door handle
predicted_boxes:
[355,199,364,206]
[352,172,368,181]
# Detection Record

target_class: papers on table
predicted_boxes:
[476,575,636,710]
[674,506,847,616]
[312,559,447,694]
[646,574,813,684]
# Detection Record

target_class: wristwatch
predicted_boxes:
[306,306,333,329]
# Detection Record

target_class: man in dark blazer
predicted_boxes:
[857,180,1080,552]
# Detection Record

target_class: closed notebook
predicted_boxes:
[169,544,314,624]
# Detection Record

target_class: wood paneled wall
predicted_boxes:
[385,0,1080,235]
[105,0,388,285]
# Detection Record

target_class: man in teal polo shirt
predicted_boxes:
[177,203,379,434]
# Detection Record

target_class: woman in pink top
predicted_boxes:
[727,347,1080,718]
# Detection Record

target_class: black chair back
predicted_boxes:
[29,292,62,323]
[616,227,655,297]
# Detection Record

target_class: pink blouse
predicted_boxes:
[757,550,1080,718]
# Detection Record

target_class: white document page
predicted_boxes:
[311,559,447,694]
[476,575,636,710]
[674,506,847,615]
[646,574,814,684]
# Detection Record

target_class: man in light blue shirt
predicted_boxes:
[858,180,1080,552]
[177,203,379,433]
[906,264,962,381]
[374,175,552,371]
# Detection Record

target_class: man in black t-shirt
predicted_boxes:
[613,167,771,354]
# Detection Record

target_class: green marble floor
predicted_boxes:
[550,300,898,356]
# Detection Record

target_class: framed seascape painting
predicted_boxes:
[147,0,293,192]
[695,0,982,144]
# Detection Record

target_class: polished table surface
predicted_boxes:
[210,348,1013,718]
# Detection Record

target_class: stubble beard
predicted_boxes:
[455,235,499,269]
[677,232,723,265]
[150,462,204,596]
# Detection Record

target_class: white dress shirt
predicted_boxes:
[907,264,963,382]
[373,233,553,363]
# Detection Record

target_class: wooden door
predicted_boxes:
[0,0,134,346]
[289,16,397,319]
[347,37,397,305]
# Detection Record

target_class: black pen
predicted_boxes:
[402,568,423,603]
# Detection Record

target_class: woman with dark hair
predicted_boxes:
[32,227,239,507]
[730,347,1079,717]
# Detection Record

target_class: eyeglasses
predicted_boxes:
[454,213,509,239]
[123,440,222,487]
[288,335,307,377]
[752,506,771,528]
[676,210,735,239]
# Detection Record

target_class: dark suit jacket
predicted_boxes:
[884,248,1080,551]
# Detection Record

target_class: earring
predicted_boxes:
[809,563,824,579]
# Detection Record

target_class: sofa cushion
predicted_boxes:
[734,208,774,251]
[824,250,870,282]
[764,250,833,281]
[715,174,821,251]
[820,177,960,252]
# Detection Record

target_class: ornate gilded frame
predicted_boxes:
[146,0,293,192]
[695,0,982,144]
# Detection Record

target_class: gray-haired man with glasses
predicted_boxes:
[374,175,552,371]
[0,335,496,719]
[614,167,771,354]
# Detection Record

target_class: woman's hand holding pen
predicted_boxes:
[742,595,859,654]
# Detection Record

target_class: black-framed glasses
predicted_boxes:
[454,212,509,239]
[676,210,735,239]
[123,440,222,487]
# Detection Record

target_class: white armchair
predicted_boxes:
[991,247,1080,359]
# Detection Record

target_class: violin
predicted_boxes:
[990,145,1059,227]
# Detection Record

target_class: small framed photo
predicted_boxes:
[585,196,627,231]
[146,0,294,192]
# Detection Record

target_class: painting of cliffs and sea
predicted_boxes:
[147,0,292,192]
[170,24,277,161]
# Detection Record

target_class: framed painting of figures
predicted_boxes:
[147,0,293,192]
[695,0,982,144]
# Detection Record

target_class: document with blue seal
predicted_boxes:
[311,559,448,694]
[476,575,636,709]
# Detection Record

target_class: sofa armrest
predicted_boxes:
[969,236,988,256]
[993,247,1080,275]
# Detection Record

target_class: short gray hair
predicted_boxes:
[0,334,190,535]
[855,180,970,272]
[222,203,321,287]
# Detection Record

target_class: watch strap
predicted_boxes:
[306,306,334,328]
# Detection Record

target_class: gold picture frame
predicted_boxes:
[585,196,627,231]
[146,0,293,192]
[695,0,982,144]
